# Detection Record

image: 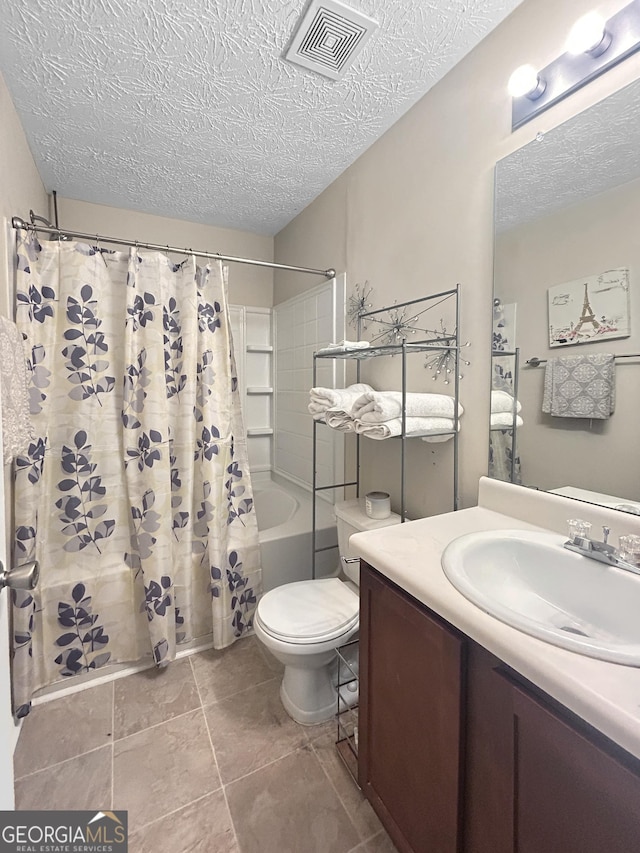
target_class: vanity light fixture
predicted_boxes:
[565,12,611,56]
[507,64,546,99]
[510,0,640,130]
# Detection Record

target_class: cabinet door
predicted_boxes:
[359,563,465,853]
[510,679,640,853]
[464,645,514,853]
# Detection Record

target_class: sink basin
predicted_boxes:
[441,529,640,665]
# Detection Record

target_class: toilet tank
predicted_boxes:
[334,499,402,584]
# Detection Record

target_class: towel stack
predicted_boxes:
[490,390,523,430]
[309,388,462,442]
[308,384,374,432]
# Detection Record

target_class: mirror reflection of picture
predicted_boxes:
[548,268,630,348]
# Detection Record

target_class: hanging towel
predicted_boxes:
[308,383,374,420]
[490,413,523,429]
[542,353,615,419]
[351,391,463,423]
[0,316,35,464]
[490,390,522,414]
[354,416,457,440]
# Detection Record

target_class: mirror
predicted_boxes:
[492,76,640,514]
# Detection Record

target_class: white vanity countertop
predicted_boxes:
[350,479,640,761]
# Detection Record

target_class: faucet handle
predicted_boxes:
[568,519,592,542]
[619,534,640,566]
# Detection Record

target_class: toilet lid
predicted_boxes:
[257,578,359,643]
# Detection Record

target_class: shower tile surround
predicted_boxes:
[230,305,274,473]
[13,638,395,853]
[274,277,346,489]
[232,280,346,487]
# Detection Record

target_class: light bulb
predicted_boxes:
[566,12,609,55]
[508,65,545,99]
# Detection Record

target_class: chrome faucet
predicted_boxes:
[564,522,640,576]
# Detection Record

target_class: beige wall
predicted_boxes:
[58,199,275,308]
[0,70,47,753]
[0,72,48,315]
[274,0,640,515]
[496,176,640,500]
[272,176,348,304]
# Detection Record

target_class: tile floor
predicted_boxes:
[13,636,396,853]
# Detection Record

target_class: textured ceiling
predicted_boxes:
[0,0,523,236]
[496,76,640,233]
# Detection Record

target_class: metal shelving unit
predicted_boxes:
[336,638,360,782]
[491,346,520,484]
[311,285,462,579]
[309,287,463,779]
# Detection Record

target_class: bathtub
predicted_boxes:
[253,475,339,592]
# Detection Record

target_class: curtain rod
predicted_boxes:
[11,217,336,279]
[526,353,640,366]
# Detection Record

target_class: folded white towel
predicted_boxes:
[490,413,523,429]
[308,383,373,419]
[316,340,370,354]
[355,416,457,440]
[352,391,463,423]
[324,410,357,432]
[491,390,522,414]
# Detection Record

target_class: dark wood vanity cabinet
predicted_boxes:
[465,645,640,853]
[359,562,640,853]
[507,678,640,853]
[358,561,466,853]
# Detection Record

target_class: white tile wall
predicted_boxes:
[274,276,346,491]
[230,305,273,473]
[245,310,271,347]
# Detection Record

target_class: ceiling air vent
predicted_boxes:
[285,0,379,81]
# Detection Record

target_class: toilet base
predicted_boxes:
[278,654,338,725]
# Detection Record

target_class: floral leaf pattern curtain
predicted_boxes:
[12,231,261,717]
[490,297,522,484]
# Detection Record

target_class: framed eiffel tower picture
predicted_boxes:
[547,268,631,348]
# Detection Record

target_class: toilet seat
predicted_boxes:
[256,578,359,645]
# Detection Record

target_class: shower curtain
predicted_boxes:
[11,230,261,717]
[490,298,522,484]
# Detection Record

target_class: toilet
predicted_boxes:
[254,499,401,724]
